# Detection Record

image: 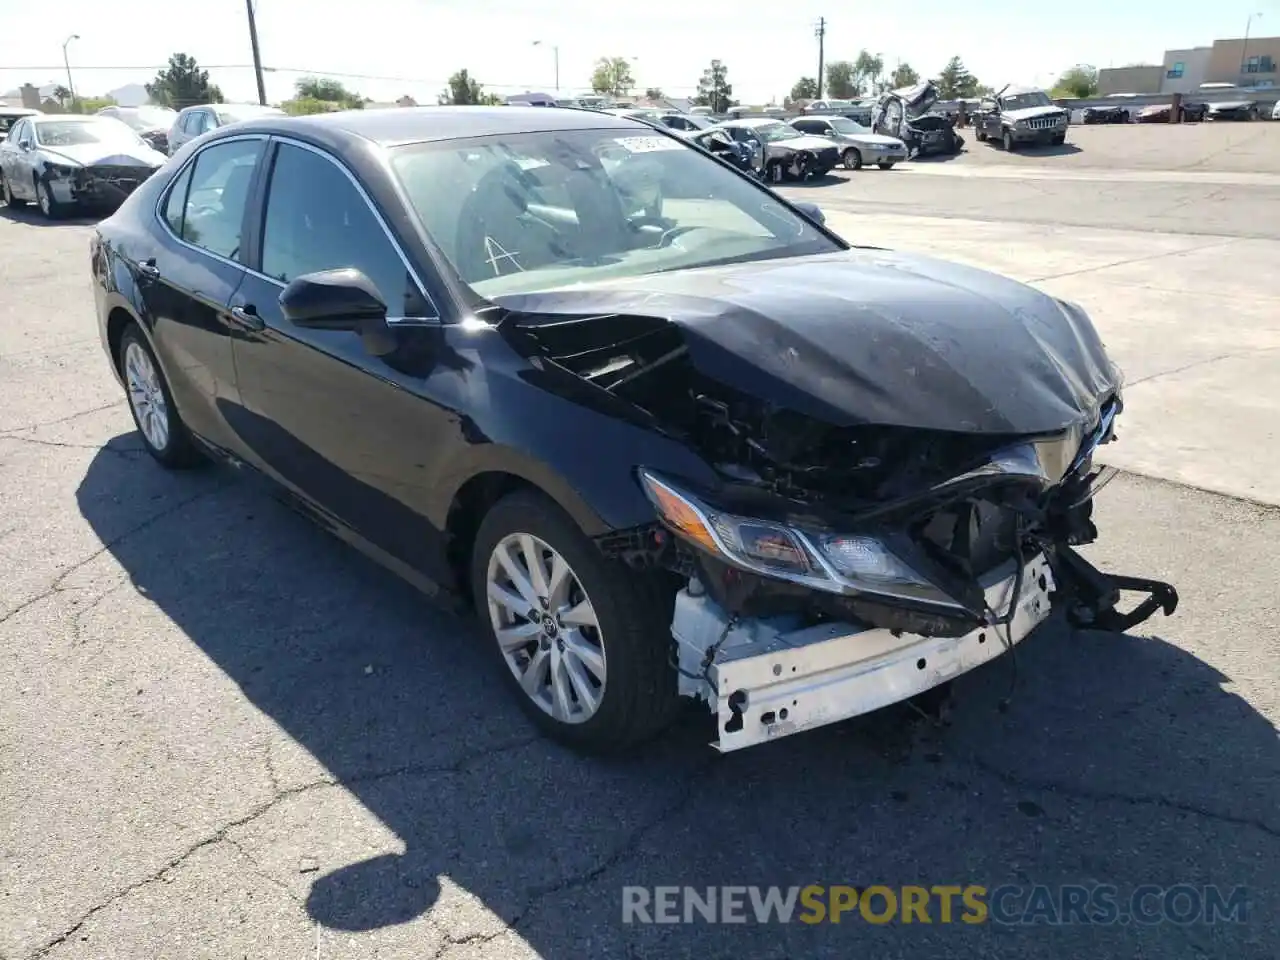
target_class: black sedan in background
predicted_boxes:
[89,107,1175,754]
[1083,105,1129,124]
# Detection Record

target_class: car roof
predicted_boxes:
[728,117,790,128]
[226,105,657,147]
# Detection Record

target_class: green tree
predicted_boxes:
[294,76,364,107]
[935,56,980,99]
[146,53,223,109]
[853,50,885,95]
[824,61,856,99]
[1051,65,1098,98]
[644,87,664,100]
[51,85,72,108]
[694,59,734,113]
[591,57,634,97]
[889,63,920,89]
[790,76,818,101]
[437,69,501,105]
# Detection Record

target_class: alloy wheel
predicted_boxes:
[37,183,51,216]
[1,176,10,206]
[485,532,607,724]
[124,341,171,452]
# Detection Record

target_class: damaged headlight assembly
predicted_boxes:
[637,468,963,609]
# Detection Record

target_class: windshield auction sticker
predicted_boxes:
[612,136,684,153]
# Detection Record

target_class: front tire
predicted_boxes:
[842,148,862,170]
[36,178,66,220]
[1002,130,1016,151]
[471,490,680,753]
[877,161,895,170]
[118,324,205,469]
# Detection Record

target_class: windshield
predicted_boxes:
[117,106,177,131]
[33,119,144,148]
[389,127,841,299]
[828,117,870,135]
[1000,91,1053,110]
[748,122,801,143]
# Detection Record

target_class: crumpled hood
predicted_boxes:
[1208,100,1254,110]
[40,143,165,167]
[1002,105,1067,122]
[492,250,1119,436]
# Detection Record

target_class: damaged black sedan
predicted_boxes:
[90,107,1176,754]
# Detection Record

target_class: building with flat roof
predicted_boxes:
[1204,35,1279,87]
[1096,64,1163,95]
[1160,47,1212,93]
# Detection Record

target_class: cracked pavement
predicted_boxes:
[3,134,1278,959]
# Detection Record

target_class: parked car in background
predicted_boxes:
[1207,100,1260,121]
[1136,101,1207,123]
[0,106,41,135]
[1273,100,1280,120]
[789,114,908,169]
[974,85,1070,150]
[1083,104,1129,124]
[97,104,179,153]
[1,114,166,218]
[873,82,964,157]
[166,102,286,155]
[715,118,840,182]
[88,106,1176,754]
[664,124,761,176]
[656,113,716,133]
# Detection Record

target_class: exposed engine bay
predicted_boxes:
[491,254,1179,749]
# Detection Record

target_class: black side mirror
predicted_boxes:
[279,268,398,355]
[792,201,825,225]
[280,267,388,330]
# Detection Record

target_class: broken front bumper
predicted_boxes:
[672,553,1056,753]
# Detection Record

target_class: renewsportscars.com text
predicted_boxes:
[621,884,1250,926]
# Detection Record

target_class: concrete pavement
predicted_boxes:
[2,132,1278,959]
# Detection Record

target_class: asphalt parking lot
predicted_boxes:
[2,123,1278,960]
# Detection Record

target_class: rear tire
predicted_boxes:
[1,173,27,208]
[118,324,206,469]
[470,490,680,754]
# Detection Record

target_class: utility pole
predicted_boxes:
[246,0,267,105]
[61,34,79,112]
[815,17,826,100]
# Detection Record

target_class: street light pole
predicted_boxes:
[62,34,79,112]
[1240,12,1263,79]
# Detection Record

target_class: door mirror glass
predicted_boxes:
[279,268,389,331]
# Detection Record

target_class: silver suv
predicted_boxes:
[166,102,285,155]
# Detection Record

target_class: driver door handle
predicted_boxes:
[229,304,265,332]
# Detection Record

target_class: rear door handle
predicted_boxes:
[229,304,265,332]
[137,257,160,280]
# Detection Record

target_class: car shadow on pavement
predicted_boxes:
[0,206,101,227]
[980,141,1084,158]
[75,443,1279,956]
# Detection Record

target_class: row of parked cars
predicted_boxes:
[610,108,910,181]
[1083,98,1280,124]
[0,101,286,219]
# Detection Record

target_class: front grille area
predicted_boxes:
[81,165,153,197]
[1027,114,1063,130]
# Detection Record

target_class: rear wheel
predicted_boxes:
[471,490,680,753]
[1,173,26,208]
[118,324,205,469]
[842,148,862,170]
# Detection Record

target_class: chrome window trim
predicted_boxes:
[260,135,440,323]
[153,132,269,271]
[152,133,440,324]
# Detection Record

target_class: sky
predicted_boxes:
[1,0,1275,107]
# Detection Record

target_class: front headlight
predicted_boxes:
[638,469,963,608]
